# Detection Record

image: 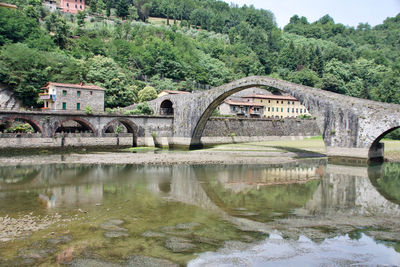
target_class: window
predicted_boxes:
[300,109,303,113]
[281,101,283,104]
[80,5,82,8]
[90,91,93,95]
[288,101,290,104]
[260,100,263,103]
[62,102,66,110]
[281,107,283,112]
[292,101,295,105]
[66,2,69,6]
[276,101,279,104]
[272,107,274,112]
[75,4,77,8]
[268,107,270,111]
[296,108,298,113]
[77,91,81,97]
[62,90,67,96]
[77,103,80,110]
[268,100,270,103]
[287,108,290,112]
[292,108,294,112]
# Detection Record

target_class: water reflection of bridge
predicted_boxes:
[1,162,400,219]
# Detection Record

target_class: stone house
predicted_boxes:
[59,0,85,14]
[39,82,105,112]
[218,99,265,118]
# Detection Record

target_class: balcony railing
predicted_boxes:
[38,93,56,101]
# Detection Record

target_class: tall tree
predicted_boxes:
[116,0,129,19]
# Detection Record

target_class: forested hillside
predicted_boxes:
[0,0,399,109]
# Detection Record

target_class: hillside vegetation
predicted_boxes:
[0,0,399,109]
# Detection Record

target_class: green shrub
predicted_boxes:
[6,123,34,133]
[132,102,154,115]
[84,105,93,115]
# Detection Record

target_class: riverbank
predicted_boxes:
[1,138,400,165]
[0,138,326,166]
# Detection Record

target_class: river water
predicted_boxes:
[0,158,400,266]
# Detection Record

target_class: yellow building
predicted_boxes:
[242,94,310,118]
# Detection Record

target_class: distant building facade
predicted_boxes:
[59,0,85,13]
[39,82,105,112]
[218,99,265,118]
[242,94,310,118]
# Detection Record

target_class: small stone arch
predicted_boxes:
[368,126,400,159]
[54,118,96,135]
[160,99,174,115]
[102,118,138,147]
[0,116,42,133]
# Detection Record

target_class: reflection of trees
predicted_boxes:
[369,163,400,205]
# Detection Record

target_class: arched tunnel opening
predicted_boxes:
[55,119,94,134]
[103,120,138,147]
[369,127,400,161]
[0,118,41,134]
[160,100,174,115]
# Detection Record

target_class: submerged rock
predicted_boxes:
[141,231,166,238]
[175,222,201,230]
[193,236,219,245]
[46,234,73,245]
[70,258,122,267]
[104,231,129,238]
[125,255,178,267]
[17,244,56,264]
[99,219,127,232]
[164,237,196,253]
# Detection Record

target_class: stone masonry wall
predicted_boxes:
[203,117,320,137]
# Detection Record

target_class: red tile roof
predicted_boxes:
[41,82,105,91]
[224,100,265,107]
[242,94,298,101]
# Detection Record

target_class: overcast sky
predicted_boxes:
[224,0,400,28]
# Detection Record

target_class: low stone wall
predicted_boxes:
[0,118,321,149]
[203,117,320,137]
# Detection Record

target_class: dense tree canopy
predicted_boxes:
[0,0,399,109]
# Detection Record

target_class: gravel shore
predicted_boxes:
[0,149,318,166]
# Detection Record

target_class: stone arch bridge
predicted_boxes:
[150,76,400,159]
[0,110,173,147]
